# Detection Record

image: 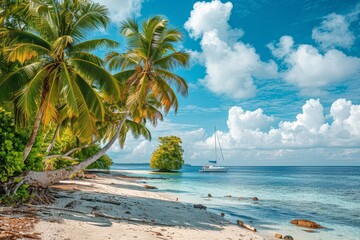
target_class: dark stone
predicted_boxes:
[125,211,131,214]
[208,193,212,197]
[193,204,206,210]
[64,200,79,209]
[252,197,259,201]
[220,212,225,217]
[284,236,294,240]
[144,185,158,189]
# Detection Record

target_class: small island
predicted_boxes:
[150,136,185,172]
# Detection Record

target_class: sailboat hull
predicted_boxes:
[199,165,228,173]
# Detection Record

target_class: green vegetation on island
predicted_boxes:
[150,136,185,172]
[0,0,189,204]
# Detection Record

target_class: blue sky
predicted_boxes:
[95,0,360,166]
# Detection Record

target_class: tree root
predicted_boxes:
[27,187,55,205]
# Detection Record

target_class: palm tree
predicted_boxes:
[0,0,120,161]
[106,16,190,118]
[5,15,190,188]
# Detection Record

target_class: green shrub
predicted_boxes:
[0,108,43,183]
[150,136,184,171]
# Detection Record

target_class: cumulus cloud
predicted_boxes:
[227,106,274,139]
[185,0,278,99]
[267,35,294,59]
[184,0,243,41]
[268,36,360,94]
[197,99,360,152]
[312,13,355,50]
[94,0,143,23]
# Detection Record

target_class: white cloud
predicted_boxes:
[197,99,360,153]
[227,106,274,139]
[267,35,294,59]
[312,13,355,50]
[268,36,360,94]
[184,0,243,42]
[185,0,278,99]
[94,0,143,23]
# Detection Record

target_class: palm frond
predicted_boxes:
[71,58,120,102]
[52,35,73,57]
[4,43,51,63]
[0,62,42,103]
[155,69,188,97]
[70,3,110,40]
[15,64,49,118]
[60,63,79,117]
[75,74,105,120]
[0,29,51,49]
[154,51,190,70]
[72,38,119,52]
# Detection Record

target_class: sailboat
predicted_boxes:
[199,128,228,173]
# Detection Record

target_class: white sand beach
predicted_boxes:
[31,172,265,240]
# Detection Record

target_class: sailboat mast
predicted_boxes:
[214,127,217,163]
[217,132,225,162]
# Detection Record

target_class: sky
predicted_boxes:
[93,0,360,166]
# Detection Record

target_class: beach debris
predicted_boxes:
[207,193,212,197]
[144,185,158,189]
[80,196,121,205]
[275,233,283,238]
[224,195,232,198]
[150,231,163,236]
[193,204,206,210]
[237,220,257,232]
[0,216,41,239]
[84,173,97,179]
[291,219,322,228]
[220,212,225,217]
[252,197,259,201]
[283,236,294,240]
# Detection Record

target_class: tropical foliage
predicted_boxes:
[0,0,189,202]
[150,136,184,171]
[0,108,42,183]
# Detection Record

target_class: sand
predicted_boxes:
[32,172,265,240]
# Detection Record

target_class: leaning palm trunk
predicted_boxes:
[22,112,129,187]
[23,99,46,162]
[46,124,60,154]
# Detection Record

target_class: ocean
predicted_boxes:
[111,164,360,240]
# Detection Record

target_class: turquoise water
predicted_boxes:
[112,165,360,240]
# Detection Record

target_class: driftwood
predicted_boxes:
[24,204,89,215]
[80,197,121,205]
[92,211,174,227]
[237,220,257,232]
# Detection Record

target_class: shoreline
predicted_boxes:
[1,171,265,240]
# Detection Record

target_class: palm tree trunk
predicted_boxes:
[23,103,45,162]
[23,85,48,162]
[22,112,129,186]
[46,124,60,154]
